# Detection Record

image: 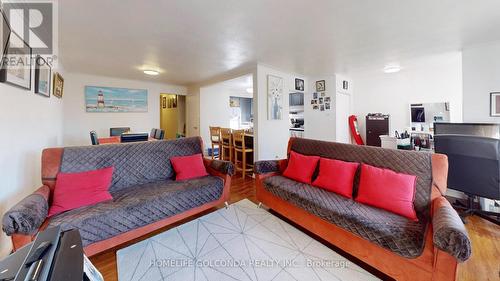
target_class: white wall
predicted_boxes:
[62,73,187,146]
[462,41,500,122]
[305,76,336,141]
[199,84,252,149]
[0,70,65,258]
[351,52,463,141]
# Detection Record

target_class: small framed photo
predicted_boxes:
[320,105,325,111]
[490,92,500,117]
[313,105,319,110]
[295,78,304,91]
[316,80,325,92]
[53,72,64,98]
[319,97,324,104]
[162,96,167,109]
[35,55,51,97]
[342,80,349,90]
[312,92,318,99]
[311,99,318,105]
[325,103,331,110]
[325,96,331,103]
[320,92,326,97]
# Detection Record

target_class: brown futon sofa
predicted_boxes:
[255,138,471,281]
[2,137,233,256]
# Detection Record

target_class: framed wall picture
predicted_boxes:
[267,74,284,120]
[316,80,325,92]
[34,55,51,97]
[490,92,500,117]
[1,9,11,61]
[295,78,304,91]
[0,31,32,90]
[85,86,148,112]
[162,96,167,109]
[52,72,64,98]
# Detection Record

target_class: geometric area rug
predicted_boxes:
[117,199,380,281]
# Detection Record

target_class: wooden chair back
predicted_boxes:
[220,128,232,145]
[209,126,221,143]
[232,129,246,150]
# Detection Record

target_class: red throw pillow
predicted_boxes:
[171,153,208,180]
[283,151,320,184]
[48,167,114,217]
[312,158,359,198]
[356,164,418,221]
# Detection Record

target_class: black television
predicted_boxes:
[411,107,425,123]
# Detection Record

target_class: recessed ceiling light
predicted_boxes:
[246,88,253,94]
[143,70,160,76]
[383,65,401,73]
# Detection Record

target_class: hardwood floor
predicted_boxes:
[90,175,500,281]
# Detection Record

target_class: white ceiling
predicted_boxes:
[203,74,253,97]
[59,0,500,85]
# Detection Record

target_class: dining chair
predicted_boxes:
[220,128,233,162]
[90,131,99,145]
[150,128,157,139]
[209,126,221,159]
[110,127,130,137]
[155,129,165,140]
[232,129,254,178]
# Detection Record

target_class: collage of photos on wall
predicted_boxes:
[311,80,331,111]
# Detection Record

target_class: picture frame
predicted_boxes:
[85,86,148,112]
[312,92,318,99]
[342,80,349,90]
[325,103,331,110]
[319,97,324,104]
[172,95,178,108]
[52,72,64,98]
[34,55,51,97]
[162,96,167,109]
[1,9,11,61]
[316,80,325,92]
[295,78,304,91]
[320,105,325,111]
[313,105,319,110]
[0,31,32,90]
[490,92,500,117]
[267,74,284,120]
[325,96,331,103]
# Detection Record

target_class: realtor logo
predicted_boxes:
[3,1,53,54]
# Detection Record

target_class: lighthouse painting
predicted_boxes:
[85,86,148,112]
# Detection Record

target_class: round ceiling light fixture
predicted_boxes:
[246,88,253,94]
[143,70,160,76]
[383,65,401,73]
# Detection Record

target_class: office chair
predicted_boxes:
[90,131,99,145]
[434,134,500,224]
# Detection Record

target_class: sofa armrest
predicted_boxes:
[254,159,287,175]
[432,197,472,262]
[204,159,235,176]
[2,186,50,236]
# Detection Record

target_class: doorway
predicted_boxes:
[160,94,186,140]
